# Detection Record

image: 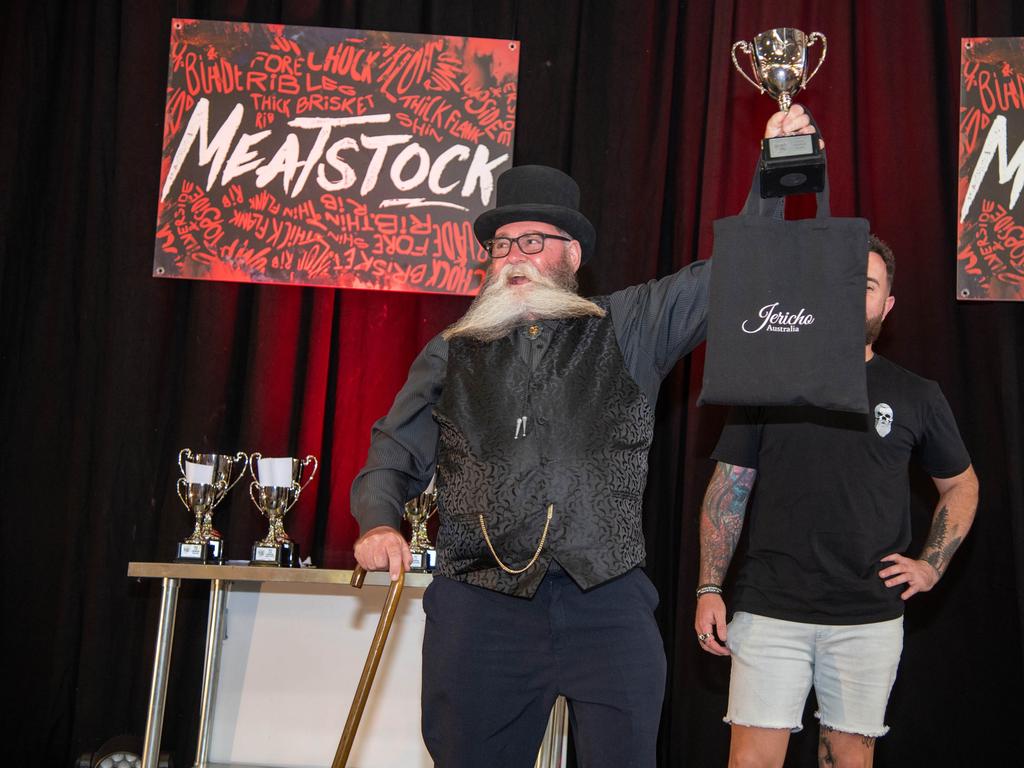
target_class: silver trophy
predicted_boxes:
[176,450,249,562]
[731,28,828,198]
[731,28,826,113]
[404,490,438,572]
[175,478,219,562]
[248,454,318,567]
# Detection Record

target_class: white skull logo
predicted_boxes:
[874,403,894,437]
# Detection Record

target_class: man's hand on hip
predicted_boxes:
[879,553,940,599]
[354,525,411,581]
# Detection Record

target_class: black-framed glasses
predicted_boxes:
[482,232,572,259]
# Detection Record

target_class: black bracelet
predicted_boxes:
[696,584,723,597]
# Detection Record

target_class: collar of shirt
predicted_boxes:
[515,319,556,368]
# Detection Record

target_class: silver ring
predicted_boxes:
[697,632,711,642]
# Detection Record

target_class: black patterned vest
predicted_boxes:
[432,299,656,597]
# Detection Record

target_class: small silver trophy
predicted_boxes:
[731,28,826,113]
[248,454,318,567]
[731,28,828,197]
[404,490,438,572]
[176,477,218,563]
[175,450,249,562]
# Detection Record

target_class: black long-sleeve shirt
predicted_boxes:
[350,260,710,533]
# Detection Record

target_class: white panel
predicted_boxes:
[209,580,430,767]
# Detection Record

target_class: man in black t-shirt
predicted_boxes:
[694,236,979,768]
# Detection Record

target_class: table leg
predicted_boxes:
[142,577,181,768]
[193,578,226,768]
[535,695,568,768]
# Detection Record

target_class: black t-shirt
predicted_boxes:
[712,354,971,625]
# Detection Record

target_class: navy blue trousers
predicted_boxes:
[421,563,667,768]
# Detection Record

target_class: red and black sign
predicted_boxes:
[155,19,519,295]
[957,37,1024,302]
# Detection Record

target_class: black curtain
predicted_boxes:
[2,1,1022,766]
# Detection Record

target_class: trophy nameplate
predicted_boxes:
[176,540,216,563]
[410,550,438,571]
[252,540,299,567]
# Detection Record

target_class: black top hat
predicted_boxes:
[473,165,597,264]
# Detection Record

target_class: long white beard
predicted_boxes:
[443,257,606,342]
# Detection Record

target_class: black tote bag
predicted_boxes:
[697,164,869,413]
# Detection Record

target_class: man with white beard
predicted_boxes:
[695,236,980,768]
[350,108,813,767]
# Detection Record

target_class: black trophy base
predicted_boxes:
[207,538,225,563]
[175,540,216,564]
[251,540,300,567]
[760,134,824,198]
[410,548,437,573]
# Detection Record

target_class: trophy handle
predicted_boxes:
[249,480,262,510]
[284,481,303,514]
[298,455,318,492]
[249,452,262,483]
[176,477,190,508]
[803,32,828,87]
[178,448,193,476]
[222,451,249,495]
[730,40,765,94]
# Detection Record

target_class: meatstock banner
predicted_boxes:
[155,19,519,295]
[957,37,1024,302]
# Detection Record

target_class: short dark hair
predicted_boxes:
[869,234,895,291]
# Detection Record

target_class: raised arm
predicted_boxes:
[879,465,979,599]
[695,461,757,656]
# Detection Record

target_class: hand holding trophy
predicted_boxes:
[731,28,827,197]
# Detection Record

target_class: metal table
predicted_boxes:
[128,562,431,768]
[129,562,567,768]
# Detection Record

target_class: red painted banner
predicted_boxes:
[957,37,1024,301]
[155,19,519,295]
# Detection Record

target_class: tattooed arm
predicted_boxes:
[695,462,757,656]
[879,465,979,600]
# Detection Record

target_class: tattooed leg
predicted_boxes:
[818,724,876,768]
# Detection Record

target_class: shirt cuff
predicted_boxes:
[354,505,404,536]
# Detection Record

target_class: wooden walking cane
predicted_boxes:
[331,565,406,768]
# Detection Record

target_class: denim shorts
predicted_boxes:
[724,611,903,737]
